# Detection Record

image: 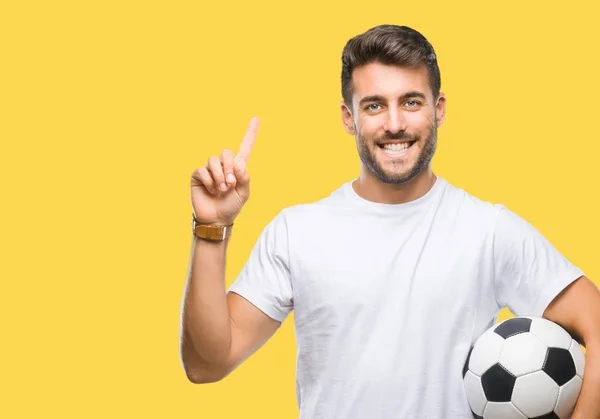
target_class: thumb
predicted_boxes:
[233,159,250,194]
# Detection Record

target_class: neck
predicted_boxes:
[352,166,437,204]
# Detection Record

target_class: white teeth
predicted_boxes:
[381,142,410,150]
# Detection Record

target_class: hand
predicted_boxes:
[190,117,259,226]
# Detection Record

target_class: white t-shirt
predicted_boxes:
[227,176,584,418]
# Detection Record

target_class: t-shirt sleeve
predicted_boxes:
[493,205,584,317]
[227,211,294,322]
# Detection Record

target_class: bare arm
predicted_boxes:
[544,276,600,419]
[180,235,281,384]
[180,117,281,383]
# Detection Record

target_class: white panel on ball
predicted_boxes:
[499,333,547,376]
[483,402,527,419]
[555,375,583,419]
[568,340,586,378]
[529,317,572,349]
[469,330,505,376]
[464,371,487,416]
[512,371,560,418]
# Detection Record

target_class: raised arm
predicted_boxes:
[180,117,281,383]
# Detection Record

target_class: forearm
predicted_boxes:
[572,339,600,418]
[180,235,232,381]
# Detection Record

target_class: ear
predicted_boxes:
[435,93,447,128]
[340,102,355,135]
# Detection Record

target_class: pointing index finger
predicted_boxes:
[236,117,260,163]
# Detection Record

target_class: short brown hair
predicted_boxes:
[341,25,441,110]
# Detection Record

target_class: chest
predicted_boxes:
[288,217,493,331]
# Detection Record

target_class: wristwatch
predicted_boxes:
[191,214,233,241]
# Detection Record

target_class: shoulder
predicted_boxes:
[440,181,548,248]
[438,178,505,224]
[277,181,352,222]
[251,183,351,243]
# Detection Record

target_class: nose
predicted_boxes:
[383,107,406,135]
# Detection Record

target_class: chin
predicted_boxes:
[374,170,415,185]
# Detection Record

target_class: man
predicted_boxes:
[181,25,600,418]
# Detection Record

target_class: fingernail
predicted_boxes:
[220,183,227,191]
[226,173,235,183]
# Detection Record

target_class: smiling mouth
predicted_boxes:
[377,141,416,153]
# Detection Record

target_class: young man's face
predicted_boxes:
[342,62,446,184]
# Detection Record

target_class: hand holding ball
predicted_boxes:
[463,317,585,419]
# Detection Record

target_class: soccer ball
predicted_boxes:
[463,316,585,419]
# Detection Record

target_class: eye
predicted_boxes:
[405,100,422,108]
[365,103,382,112]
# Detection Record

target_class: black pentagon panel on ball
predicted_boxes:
[543,347,576,386]
[494,317,533,339]
[463,346,474,378]
[481,363,516,402]
[530,412,560,419]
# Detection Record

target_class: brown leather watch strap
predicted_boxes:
[191,215,233,241]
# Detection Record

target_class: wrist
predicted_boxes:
[192,214,234,227]
[193,234,230,246]
[191,214,234,241]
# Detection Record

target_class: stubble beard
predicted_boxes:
[356,119,438,185]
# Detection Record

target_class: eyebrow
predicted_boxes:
[358,91,427,107]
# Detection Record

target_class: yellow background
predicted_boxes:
[1,0,599,417]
